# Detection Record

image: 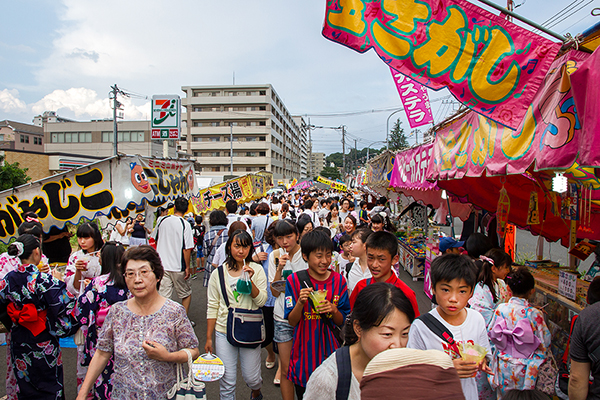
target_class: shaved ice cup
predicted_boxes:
[459,342,487,364]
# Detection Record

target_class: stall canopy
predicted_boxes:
[0,155,197,243]
[427,49,600,245]
[389,143,472,221]
[366,150,396,196]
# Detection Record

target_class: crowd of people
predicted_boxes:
[0,189,598,400]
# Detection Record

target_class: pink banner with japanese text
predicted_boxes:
[390,143,437,190]
[390,68,434,128]
[323,0,561,129]
[427,50,599,182]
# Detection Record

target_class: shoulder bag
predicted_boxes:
[418,313,461,356]
[335,345,352,400]
[217,266,265,348]
[167,348,206,400]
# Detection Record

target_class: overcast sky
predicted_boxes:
[0,0,596,154]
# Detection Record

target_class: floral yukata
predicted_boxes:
[0,264,77,400]
[70,274,130,399]
[488,297,551,399]
[96,299,199,399]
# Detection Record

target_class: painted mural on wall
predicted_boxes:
[323,0,561,129]
[0,156,197,243]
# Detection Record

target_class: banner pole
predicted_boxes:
[476,0,566,41]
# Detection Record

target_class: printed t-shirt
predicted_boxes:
[283,270,350,387]
[268,249,307,322]
[349,273,420,317]
[407,307,491,400]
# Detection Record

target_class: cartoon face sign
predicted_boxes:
[187,169,194,191]
[130,162,150,193]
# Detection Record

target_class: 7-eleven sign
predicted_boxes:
[151,95,181,140]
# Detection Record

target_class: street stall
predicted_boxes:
[0,155,198,244]
[426,47,600,361]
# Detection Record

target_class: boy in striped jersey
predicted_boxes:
[284,229,350,400]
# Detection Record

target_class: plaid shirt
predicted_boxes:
[202,225,228,287]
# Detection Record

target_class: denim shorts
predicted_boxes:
[273,319,294,343]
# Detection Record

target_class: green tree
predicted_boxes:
[325,152,343,168]
[0,156,30,191]
[320,166,341,180]
[388,119,409,151]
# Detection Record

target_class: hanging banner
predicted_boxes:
[317,176,348,191]
[390,68,434,128]
[427,50,598,181]
[0,156,197,243]
[323,0,561,129]
[389,143,437,190]
[189,174,267,215]
[366,151,396,187]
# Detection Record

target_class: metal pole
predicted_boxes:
[386,109,404,150]
[354,139,357,175]
[476,0,566,41]
[342,126,346,175]
[230,123,233,175]
[112,84,118,156]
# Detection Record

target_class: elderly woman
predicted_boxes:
[76,245,199,400]
[0,234,78,400]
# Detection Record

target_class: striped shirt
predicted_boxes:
[284,270,350,387]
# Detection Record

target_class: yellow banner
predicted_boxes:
[190,174,266,214]
[317,176,347,191]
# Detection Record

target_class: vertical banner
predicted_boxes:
[390,68,434,128]
[504,223,516,262]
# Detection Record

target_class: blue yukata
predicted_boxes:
[0,264,78,400]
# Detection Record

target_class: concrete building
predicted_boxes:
[42,118,178,158]
[293,116,309,179]
[309,152,326,177]
[180,84,307,181]
[0,120,45,152]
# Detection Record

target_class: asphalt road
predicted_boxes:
[0,222,590,399]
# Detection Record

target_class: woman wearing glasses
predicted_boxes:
[76,245,199,400]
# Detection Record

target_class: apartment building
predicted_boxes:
[309,152,326,177]
[180,84,307,181]
[293,116,309,179]
[0,120,45,152]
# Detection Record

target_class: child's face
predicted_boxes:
[350,237,365,257]
[445,247,461,255]
[355,308,411,360]
[78,236,95,252]
[492,263,512,280]
[432,279,473,319]
[343,218,355,233]
[371,222,383,232]
[304,249,332,278]
[366,248,398,280]
[230,240,250,264]
[362,204,367,210]
[341,241,352,255]
[276,233,298,251]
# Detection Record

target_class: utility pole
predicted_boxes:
[354,139,357,175]
[109,84,127,156]
[342,125,346,176]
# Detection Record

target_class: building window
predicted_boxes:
[246,137,256,142]
[193,137,202,142]
[259,136,266,141]
[259,151,266,157]
[260,91,266,95]
[193,151,201,157]
[211,167,220,172]
[33,137,42,145]
[211,152,220,157]
[20,135,29,143]
[210,137,220,142]
[193,122,202,127]
[246,167,252,172]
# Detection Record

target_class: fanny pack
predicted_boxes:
[217,266,265,348]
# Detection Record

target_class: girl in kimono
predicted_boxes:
[488,267,551,398]
[0,234,77,400]
[71,241,130,399]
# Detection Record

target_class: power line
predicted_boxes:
[302,96,451,118]
[540,0,584,27]
[546,0,595,29]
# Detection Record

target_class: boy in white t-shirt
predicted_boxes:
[407,254,492,400]
[346,228,373,293]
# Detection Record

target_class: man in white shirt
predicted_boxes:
[151,197,195,318]
[302,199,321,227]
[318,198,332,225]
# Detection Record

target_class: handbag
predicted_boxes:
[217,266,265,348]
[536,351,558,397]
[167,348,206,400]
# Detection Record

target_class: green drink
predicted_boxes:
[236,278,253,295]
[309,290,328,311]
[282,269,293,280]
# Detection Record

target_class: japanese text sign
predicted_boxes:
[317,176,348,191]
[323,0,561,129]
[190,174,267,214]
[151,95,181,140]
[558,270,577,301]
[390,68,433,128]
[0,155,197,243]
[389,143,437,190]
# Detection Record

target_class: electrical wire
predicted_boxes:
[546,0,595,29]
[540,0,584,28]
[560,11,594,34]
[302,96,451,118]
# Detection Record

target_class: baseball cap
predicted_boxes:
[439,237,465,253]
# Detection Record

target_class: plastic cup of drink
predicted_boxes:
[309,290,328,310]
[79,255,90,271]
[236,278,253,295]
[282,270,293,280]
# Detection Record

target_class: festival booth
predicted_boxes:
[427,48,600,361]
[365,151,396,197]
[388,143,473,286]
[189,173,270,214]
